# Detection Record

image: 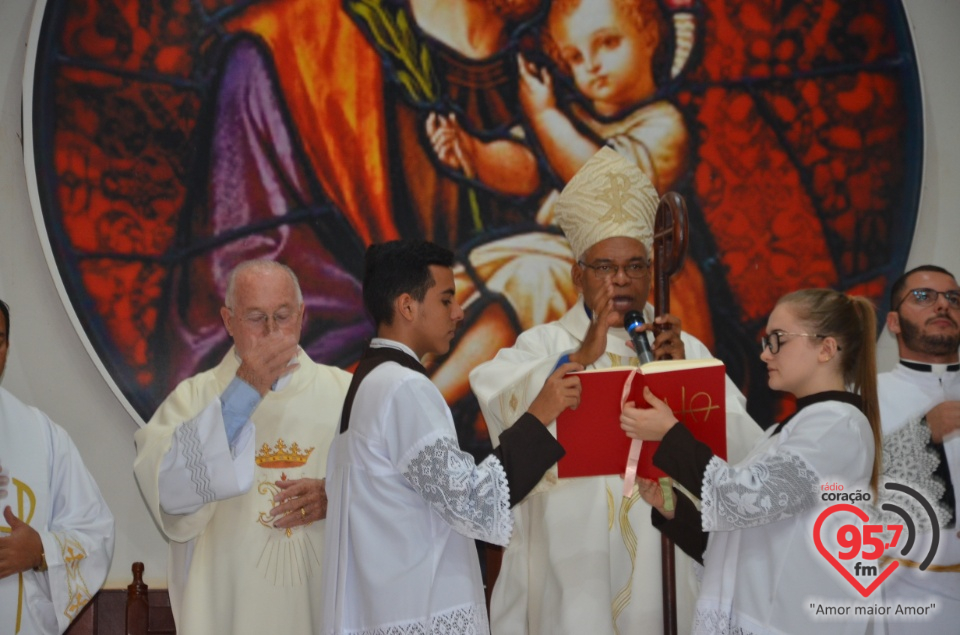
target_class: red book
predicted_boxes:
[556,359,727,480]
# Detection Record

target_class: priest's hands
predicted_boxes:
[270,477,327,528]
[620,386,677,441]
[0,506,44,579]
[528,362,583,424]
[926,400,960,443]
[236,331,300,396]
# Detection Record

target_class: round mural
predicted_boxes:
[24,0,922,442]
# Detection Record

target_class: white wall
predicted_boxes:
[0,0,958,588]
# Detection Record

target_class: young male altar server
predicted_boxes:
[469,147,763,635]
[878,265,960,633]
[1,299,115,634]
[321,240,582,635]
[135,260,351,634]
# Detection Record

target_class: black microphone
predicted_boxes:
[624,310,655,366]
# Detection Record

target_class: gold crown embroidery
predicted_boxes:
[255,439,314,468]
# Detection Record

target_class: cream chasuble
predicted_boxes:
[0,387,114,635]
[134,348,350,635]
[469,302,762,635]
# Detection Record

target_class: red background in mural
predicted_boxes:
[30,0,921,432]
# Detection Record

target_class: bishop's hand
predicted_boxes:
[571,283,620,367]
[651,313,685,360]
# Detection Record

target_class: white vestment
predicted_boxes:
[321,339,514,635]
[0,386,114,635]
[692,397,871,635]
[134,348,350,635]
[469,302,763,635]
[877,363,960,634]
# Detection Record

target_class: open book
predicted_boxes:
[556,359,727,480]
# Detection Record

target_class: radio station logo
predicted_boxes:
[813,481,940,598]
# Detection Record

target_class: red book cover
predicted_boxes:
[556,359,727,480]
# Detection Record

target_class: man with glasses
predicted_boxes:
[134,260,351,634]
[470,147,762,635]
[878,265,960,634]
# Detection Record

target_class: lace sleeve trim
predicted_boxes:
[402,434,513,545]
[692,606,759,635]
[880,416,950,529]
[344,602,489,635]
[700,451,819,531]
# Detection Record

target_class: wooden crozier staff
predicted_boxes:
[652,191,688,635]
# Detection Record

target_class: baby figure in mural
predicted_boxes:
[427,0,713,347]
[430,0,688,195]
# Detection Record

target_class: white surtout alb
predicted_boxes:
[321,339,514,635]
[691,398,872,635]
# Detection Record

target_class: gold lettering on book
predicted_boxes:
[662,386,720,425]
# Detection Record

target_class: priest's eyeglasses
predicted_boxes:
[578,260,650,280]
[760,331,834,355]
[894,288,960,311]
[232,309,296,329]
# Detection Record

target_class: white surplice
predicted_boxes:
[134,348,351,635]
[693,398,872,635]
[877,363,960,634]
[321,339,512,635]
[469,302,763,635]
[0,386,114,635]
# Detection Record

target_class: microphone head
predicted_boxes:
[623,310,644,334]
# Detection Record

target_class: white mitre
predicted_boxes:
[555,146,659,258]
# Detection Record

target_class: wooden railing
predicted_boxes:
[64,563,175,635]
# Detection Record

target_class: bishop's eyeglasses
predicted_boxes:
[577,260,650,280]
[894,288,960,311]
